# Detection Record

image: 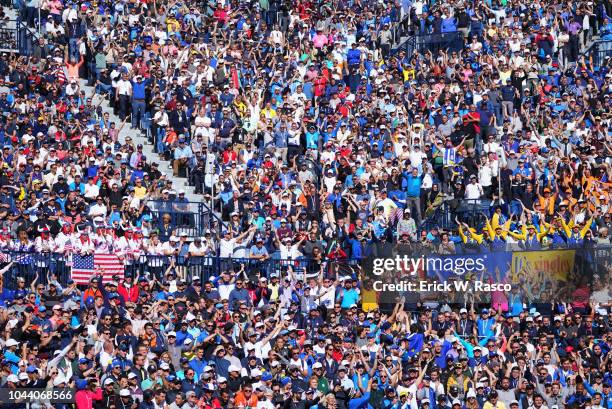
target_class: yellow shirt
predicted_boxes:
[268,283,280,301]
[483,402,507,409]
[134,185,147,199]
[402,68,415,81]
[261,108,277,119]
[167,18,180,33]
[499,69,512,84]
[234,100,247,117]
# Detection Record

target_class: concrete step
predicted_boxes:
[82,83,203,204]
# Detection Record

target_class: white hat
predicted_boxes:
[127,372,138,379]
[251,369,262,377]
[6,374,19,383]
[167,331,177,337]
[203,366,213,372]
[119,389,131,397]
[18,372,29,380]
[160,363,170,370]
[460,308,468,314]
[104,378,115,386]
[183,338,193,345]
[217,376,227,383]
[5,339,19,347]
[467,390,477,398]
[312,362,323,369]
[53,376,66,386]
[228,365,240,373]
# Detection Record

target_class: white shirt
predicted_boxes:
[279,243,303,260]
[83,183,100,199]
[218,282,235,300]
[421,172,433,189]
[409,149,426,167]
[483,141,502,155]
[88,203,107,217]
[116,79,132,96]
[34,236,56,253]
[465,182,483,200]
[269,30,283,44]
[257,400,275,409]
[187,242,207,256]
[479,165,494,187]
[153,111,169,127]
[316,285,335,308]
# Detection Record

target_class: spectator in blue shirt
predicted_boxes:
[131,75,148,130]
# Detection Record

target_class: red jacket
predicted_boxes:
[118,283,139,303]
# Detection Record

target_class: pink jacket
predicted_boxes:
[76,388,103,409]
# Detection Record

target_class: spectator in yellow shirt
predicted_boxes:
[483,391,507,409]
[133,178,147,200]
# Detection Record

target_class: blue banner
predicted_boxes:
[425,252,512,280]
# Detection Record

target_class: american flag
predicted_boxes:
[14,253,32,264]
[71,254,124,285]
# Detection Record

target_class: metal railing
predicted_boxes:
[146,200,220,240]
[0,21,18,52]
[584,39,612,67]
[0,19,37,54]
[17,19,37,55]
[394,35,417,56]
[1,244,610,289]
[0,252,361,289]
[421,198,492,232]
[393,31,465,56]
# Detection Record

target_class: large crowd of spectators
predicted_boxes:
[0,0,611,407]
